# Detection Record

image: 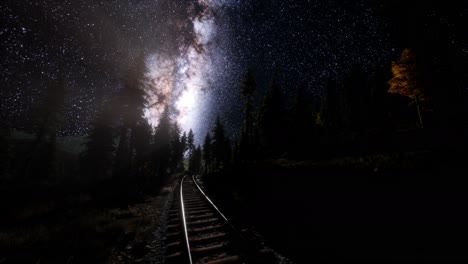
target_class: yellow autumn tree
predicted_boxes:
[388,48,429,128]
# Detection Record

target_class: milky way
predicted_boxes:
[0,0,240,144]
[1,0,407,144]
[144,0,225,136]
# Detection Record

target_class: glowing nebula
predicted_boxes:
[144,0,220,134]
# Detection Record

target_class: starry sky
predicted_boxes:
[1,0,466,144]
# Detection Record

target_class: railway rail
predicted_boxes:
[164,175,275,264]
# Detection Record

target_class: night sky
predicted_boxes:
[1,0,466,143]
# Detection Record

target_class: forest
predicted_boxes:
[1,43,468,262]
[1,1,468,263]
[3,43,465,190]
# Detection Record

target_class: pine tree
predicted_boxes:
[186,129,194,171]
[259,76,283,157]
[212,116,229,170]
[239,68,257,161]
[181,131,187,154]
[189,145,202,174]
[24,78,67,179]
[291,87,314,158]
[202,132,212,174]
[232,140,240,166]
[187,129,195,155]
[152,106,172,178]
[343,65,369,136]
[33,78,67,142]
[321,78,340,131]
[169,123,184,172]
[134,118,152,178]
[223,137,232,167]
[115,54,148,177]
[81,104,115,181]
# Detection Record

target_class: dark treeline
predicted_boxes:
[202,47,468,192]
[0,55,208,262]
[0,55,204,203]
[201,1,468,178]
[198,40,468,262]
[1,2,467,262]
[1,0,467,196]
[1,45,467,195]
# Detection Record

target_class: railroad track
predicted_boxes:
[164,175,275,264]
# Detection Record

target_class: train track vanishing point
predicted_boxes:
[164,175,275,264]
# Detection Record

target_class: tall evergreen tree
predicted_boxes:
[291,87,315,158]
[195,146,203,173]
[181,131,187,154]
[202,132,212,174]
[232,140,241,166]
[24,78,67,179]
[259,76,284,157]
[187,129,195,155]
[239,68,257,161]
[321,78,340,131]
[134,118,152,178]
[368,64,392,130]
[186,129,195,171]
[212,116,230,170]
[152,106,172,178]
[115,54,148,177]
[223,137,232,167]
[343,65,369,136]
[189,146,202,174]
[169,123,184,172]
[81,104,115,181]
[33,78,67,142]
